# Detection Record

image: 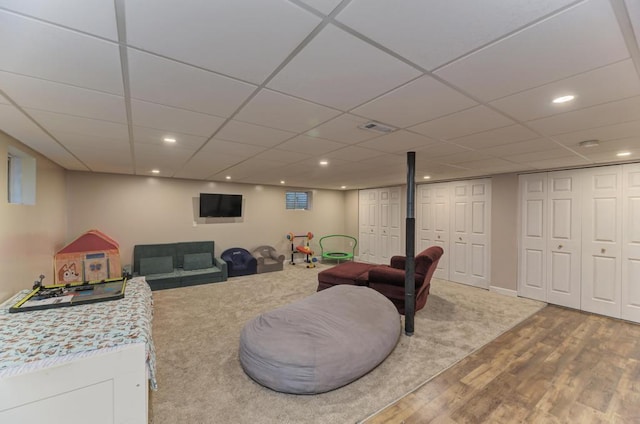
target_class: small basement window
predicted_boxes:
[7,146,36,205]
[285,191,311,210]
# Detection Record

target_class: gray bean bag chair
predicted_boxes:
[239,285,401,394]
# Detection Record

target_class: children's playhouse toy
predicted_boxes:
[54,229,122,284]
[286,232,316,267]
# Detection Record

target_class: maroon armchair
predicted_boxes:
[367,246,444,314]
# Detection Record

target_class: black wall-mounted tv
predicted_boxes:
[199,193,243,218]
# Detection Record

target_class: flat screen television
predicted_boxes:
[199,193,243,218]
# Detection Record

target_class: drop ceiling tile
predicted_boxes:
[210,158,288,180]
[528,96,640,136]
[253,149,311,164]
[26,108,129,142]
[409,105,514,140]
[481,138,560,157]
[503,148,579,164]
[174,149,246,180]
[127,49,256,117]
[435,150,493,165]
[133,126,206,150]
[206,139,267,157]
[324,146,386,162]
[305,114,382,143]
[552,120,640,146]
[0,0,118,40]
[268,24,420,111]
[0,104,88,170]
[276,135,345,155]
[134,143,195,170]
[337,0,576,70]
[51,130,130,151]
[0,11,123,94]
[357,130,437,153]
[490,60,640,121]
[125,0,321,84]
[435,0,629,101]
[450,124,539,149]
[352,75,477,128]
[131,99,225,138]
[215,120,296,147]
[235,89,341,133]
[297,0,343,15]
[413,142,473,158]
[0,71,127,123]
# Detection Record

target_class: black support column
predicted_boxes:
[405,152,416,336]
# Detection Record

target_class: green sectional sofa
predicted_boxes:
[133,241,227,290]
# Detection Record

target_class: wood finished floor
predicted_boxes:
[365,305,640,424]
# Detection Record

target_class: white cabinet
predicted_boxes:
[518,163,640,322]
[358,186,402,264]
[417,178,491,288]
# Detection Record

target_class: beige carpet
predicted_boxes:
[150,263,544,424]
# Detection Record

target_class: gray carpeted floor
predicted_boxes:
[149,263,544,424]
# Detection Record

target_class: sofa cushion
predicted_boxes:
[183,252,213,271]
[140,256,174,275]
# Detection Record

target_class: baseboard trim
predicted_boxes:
[489,286,518,297]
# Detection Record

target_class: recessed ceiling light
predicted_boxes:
[341,186,347,189]
[617,151,631,157]
[225,176,231,180]
[319,160,329,166]
[151,169,160,174]
[552,95,575,104]
[280,180,285,184]
[423,175,431,180]
[163,137,176,143]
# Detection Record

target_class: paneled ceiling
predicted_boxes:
[1,0,640,189]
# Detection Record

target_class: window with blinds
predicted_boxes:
[285,191,310,210]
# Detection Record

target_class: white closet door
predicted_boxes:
[417,184,435,251]
[582,166,623,318]
[622,163,640,322]
[450,181,471,285]
[519,173,547,302]
[546,171,582,309]
[358,189,378,263]
[433,183,450,279]
[379,186,402,263]
[468,180,491,288]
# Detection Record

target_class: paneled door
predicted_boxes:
[417,183,449,279]
[450,179,491,288]
[622,163,640,322]
[378,186,402,263]
[518,173,547,302]
[582,166,623,318]
[546,170,581,309]
[432,183,450,279]
[358,189,378,263]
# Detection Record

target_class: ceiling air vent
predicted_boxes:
[358,121,396,134]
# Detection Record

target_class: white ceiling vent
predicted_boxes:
[358,121,396,134]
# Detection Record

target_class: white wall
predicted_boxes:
[0,132,67,302]
[65,172,349,268]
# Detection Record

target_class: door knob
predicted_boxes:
[601,248,606,254]
[558,245,563,249]
[459,237,462,241]
[437,235,441,239]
